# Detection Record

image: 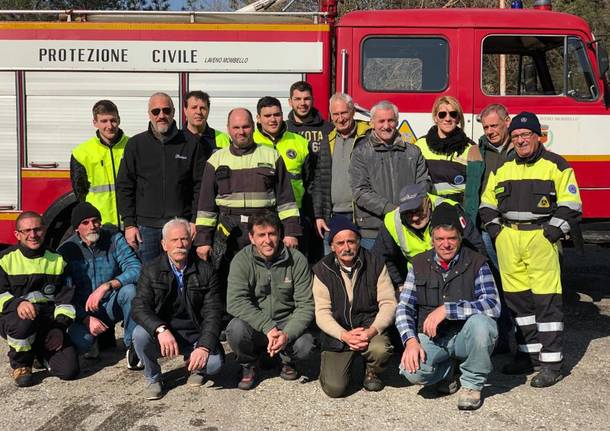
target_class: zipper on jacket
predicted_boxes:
[109,145,120,227]
[323,261,353,329]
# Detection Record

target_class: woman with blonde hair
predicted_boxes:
[415,95,483,221]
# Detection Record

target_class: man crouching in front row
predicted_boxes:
[131,218,224,400]
[396,203,499,411]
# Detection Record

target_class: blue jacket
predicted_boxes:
[58,229,141,321]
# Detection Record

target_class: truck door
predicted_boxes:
[0,72,18,214]
[345,26,473,141]
[473,30,610,219]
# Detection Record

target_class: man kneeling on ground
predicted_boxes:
[396,203,499,410]
[226,211,315,390]
[313,216,397,397]
[131,218,224,400]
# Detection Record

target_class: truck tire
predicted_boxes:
[43,192,77,250]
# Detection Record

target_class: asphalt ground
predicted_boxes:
[1,245,610,430]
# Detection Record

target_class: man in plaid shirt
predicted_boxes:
[396,203,500,411]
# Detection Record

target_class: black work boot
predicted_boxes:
[502,353,540,375]
[531,368,563,388]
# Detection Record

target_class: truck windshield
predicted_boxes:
[482,35,599,101]
[361,37,448,92]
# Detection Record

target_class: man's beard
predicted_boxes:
[85,232,100,243]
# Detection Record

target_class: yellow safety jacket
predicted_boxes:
[254,128,309,209]
[214,130,231,150]
[415,137,472,200]
[383,194,459,264]
[72,133,129,227]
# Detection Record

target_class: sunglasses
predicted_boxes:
[150,107,172,116]
[437,110,459,120]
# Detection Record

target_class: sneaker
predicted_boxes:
[237,364,256,390]
[11,367,34,388]
[187,373,206,387]
[84,341,99,360]
[146,381,163,400]
[362,370,384,392]
[279,363,299,381]
[530,368,563,388]
[126,345,144,370]
[502,354,540,375]
[457,388,482,411]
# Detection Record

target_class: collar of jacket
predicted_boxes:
[287,107,324,127]
[513,141,545,165]
[147,120,180,143]
[157,251,199,277]
[256,122,287,144]
[18,243,46,259]
[183,122,214,141]
[229,142,257,156]
[251,244,290,267]
[478,135,512,155]
[369,129,405,150]
[321,246,366,277]
[96,128,124,148]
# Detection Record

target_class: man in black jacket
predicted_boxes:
[116,92,204,264]
[131,218,223,400]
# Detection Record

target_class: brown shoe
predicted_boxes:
[11,367,34,388]
[363,370,384,392]
[237,365,256,390]
[457,388,482,410]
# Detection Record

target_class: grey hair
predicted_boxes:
[162,217,191,240]
[149,92,174,110]
[370,100,399,121]
[478,103,509,123]
[329,92,355,112]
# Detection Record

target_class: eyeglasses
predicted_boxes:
[437,111,459,120]
[17,227,44,235]
[150,107,172,116]
[511,131,534,142]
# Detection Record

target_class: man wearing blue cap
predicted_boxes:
[480,111,582,388]
[312,216,397,397]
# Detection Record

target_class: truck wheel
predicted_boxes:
[43,192,77,250]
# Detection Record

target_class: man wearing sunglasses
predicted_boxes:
[373,183,484,291]
[117,92,205,264]
[0,212,79,387]
[58,202,141,368]
[480,112,582,388]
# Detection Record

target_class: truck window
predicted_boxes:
[482,35,598,100]
[361,37,448,92]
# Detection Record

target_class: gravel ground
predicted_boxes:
[1,245,610,431]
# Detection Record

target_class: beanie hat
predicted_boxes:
[429,203,466,236]
[327,215,360,244]
[508,111,541,136]
[71,202,102,229]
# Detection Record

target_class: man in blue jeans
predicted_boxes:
[395,203,500,410]
[58,202,141,368]
[132,218,224,400]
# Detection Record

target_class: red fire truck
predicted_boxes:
[0,1,608,246]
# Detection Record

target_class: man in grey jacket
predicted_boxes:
[349,100,429,249]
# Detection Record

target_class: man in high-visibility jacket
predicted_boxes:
[71,100,128,228]
[194,107,301,263]
[480,112,582,388]
[373,183,484,290]
[0,212,79,387]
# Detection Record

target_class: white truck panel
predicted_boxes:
[0,72,18,210]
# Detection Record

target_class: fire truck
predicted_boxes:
[0,0,608,246]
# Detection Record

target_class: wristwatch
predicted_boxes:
[156,325,168,335]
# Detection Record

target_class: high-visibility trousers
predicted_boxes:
[495,226,563,370]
